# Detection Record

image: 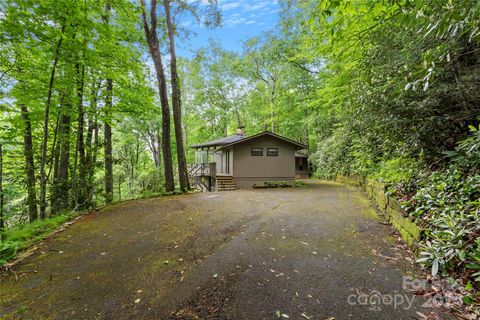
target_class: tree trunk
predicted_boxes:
[102,2,114,204]
[51,99,71,214]
[270,82,276,133]
[133,134,140,185]
[92,115,100,179]
[51,95,65,190]
[164,0,189,192]
[39,26,64,219]
[145,128,160,168]
[156,129,163,192]
[72,63,86,209]
[104,78,114,204]
[118,175,122,201]
[139,0,175,192]
[20,105,38,221]
[47,115,60,184]
[85,81,100,205]
[52,118,61,184]
[0,143,4,232]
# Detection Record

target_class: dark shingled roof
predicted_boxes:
[190,134,245,148]
[218,131,307,150]
[192,131,307,150]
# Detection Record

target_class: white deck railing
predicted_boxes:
[187,162,216,177]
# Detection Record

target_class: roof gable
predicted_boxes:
[219,131,307,150]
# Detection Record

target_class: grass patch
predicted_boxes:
[0,212,76,265]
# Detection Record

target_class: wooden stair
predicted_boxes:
[189,176,209,192]
[216,176,236,191]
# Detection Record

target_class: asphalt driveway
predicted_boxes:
[0,180,445,319]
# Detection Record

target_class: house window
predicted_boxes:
[267,147,278,157]
[251,147,263,156]
[195,149,214,164]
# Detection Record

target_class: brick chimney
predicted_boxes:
[236,126,245,136]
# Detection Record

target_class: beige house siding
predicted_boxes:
[229,148,234,176]
[214,151,222,171]
[232,135,296,188]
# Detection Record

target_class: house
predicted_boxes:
[189,127,309,191]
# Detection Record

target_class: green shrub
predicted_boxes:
[264,181,291,188]
[0,241,21,265]
[372,157,425,196]
[466,240,480,282]
[444,124,480,170]
[404,168,480,278]
[293,180,306,187]
[312,130,353,179]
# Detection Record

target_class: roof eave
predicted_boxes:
[190,144,222,149]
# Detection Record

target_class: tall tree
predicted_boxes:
[85,80,101,205]
[51,97,72,213]
[72,58,86,209]
[39,24,65,219]
[102,2,115,204]
[244,35,285,133]
[20,105,38,222]
[139,0,175,192]
[163,0,189,192]
[104,79,114,204]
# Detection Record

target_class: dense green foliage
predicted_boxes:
[305,0,480,177]
[295,0,480,282]
[409,168,480,278]
[0,0,157,226]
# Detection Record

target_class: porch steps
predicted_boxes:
[216,176,236,191]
